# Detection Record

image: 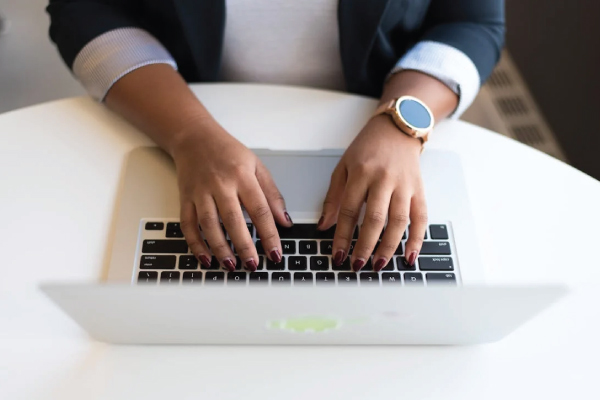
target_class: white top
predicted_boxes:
[221,0,345,91]
[71,1,480,117]
[0,84,599,399]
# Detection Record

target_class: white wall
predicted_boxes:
[0,0,84,114]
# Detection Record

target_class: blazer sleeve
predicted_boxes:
[391,0,505,117]
[47,0,177,100]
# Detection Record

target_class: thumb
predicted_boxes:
[255,161,293,227]
[319,166,347,230]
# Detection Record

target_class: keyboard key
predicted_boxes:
[142,240,188,254]
[247,223,254,236]
[255,240,265,255]
[281,240,296,254]
[316,272,335,285]
[395,243,403,255]
[360,272,380,285]
[404,272,424,285]
[320,240,333,255]
[256,256,265,270]
[272,272,291,285]
[267,256,286,270]
[299,240,318,255]
[348,241,356,255]
[201,256,221,270]
[277,224,358,239]
[140,255,176,269]
[160,271,180,284]
[418,257,454,271]
[166,222,184,238]
[382,272,402,285]
[429,225,449,240]
[138,271,158,284]
[249,272,269,285]
[360,257,374,271]
[178,255,198,270]
[396,256,416,271]
[235,256,242,270]
[310,256,329,271]
[332,257,351,271]
[227,271,248,285]
[380,259,394,271]
[338,272,358,285]
[145,222,164,230]
[205,271,225,284]
[288,256,308,271]
[402,230,407,240]
[426,273,457,285]
[294,272,314,285]
[182,271,203,284]
[420,242,451,255]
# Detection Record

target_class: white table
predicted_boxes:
[1,84,599,399]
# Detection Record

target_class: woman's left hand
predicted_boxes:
[318,114,428,272]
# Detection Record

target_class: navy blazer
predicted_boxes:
[47,0,505,98]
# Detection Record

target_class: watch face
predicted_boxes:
[397,99,432,130]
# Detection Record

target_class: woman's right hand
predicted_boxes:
[171,117,291,272]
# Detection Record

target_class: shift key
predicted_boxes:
[420,242,451,255]
[142,240,188,254]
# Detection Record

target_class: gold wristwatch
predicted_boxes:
[371,95,434,145]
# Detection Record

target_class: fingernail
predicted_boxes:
[199,255,211,269]
[374,258,387,272]
[352,258,366,272]
[244,258,257,272]
[223,258,236,272]
[333,250,346,266]
[407,251,418,266]
[284,211,293,224]
[317,216,325,230]
[270,249,282,264]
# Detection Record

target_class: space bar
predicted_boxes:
[142,240,188,253]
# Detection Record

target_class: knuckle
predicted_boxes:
[366,210,386,225]
[232,164,250,179]
[180,219,197,232]
[211,242,232,255]
[339,207,359,223]
[378,242,397,253]
[233,242,254,255]
[249,204,272,222]
[258,229,278,243]
[414,212,428,224]
[198,211,219,227]
[222,209,242,226]
[389,213,410,225]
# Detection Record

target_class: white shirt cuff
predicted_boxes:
[72,28,177,101]
[390,41,480,119]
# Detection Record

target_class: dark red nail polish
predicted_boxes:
[407,251,418,266]
[200,255,211,269]
[270,249,282,264]
[245,259,257,272]
[374,258,387,272]
[352,258,365,272]
[317,216,325,230]
[223,258,236,271]
[333,250,346,266]
[284,211,293,224]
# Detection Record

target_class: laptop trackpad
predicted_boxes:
[257,153,341,215]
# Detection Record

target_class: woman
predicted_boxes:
[47,0,505,273]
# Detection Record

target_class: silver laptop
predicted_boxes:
[41,147,566,345]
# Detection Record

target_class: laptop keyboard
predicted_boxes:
[136,219,460,286]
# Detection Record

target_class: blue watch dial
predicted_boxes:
[398,99,431,129]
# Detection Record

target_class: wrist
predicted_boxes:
[168,115,223,159]
[370,114,423,153]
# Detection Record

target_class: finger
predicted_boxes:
[256,161,292,227]
[374,192,410,272]
[196,195,236,272]
[405,192,428,267]
[180,201,212,269]
[332,176,367,269]
[319,165,347,230]
[352,183,393,272]
[239,178,283,264]
[214,190,259,272]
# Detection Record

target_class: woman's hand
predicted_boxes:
[172,117,291,272]
[318,114,427,272]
